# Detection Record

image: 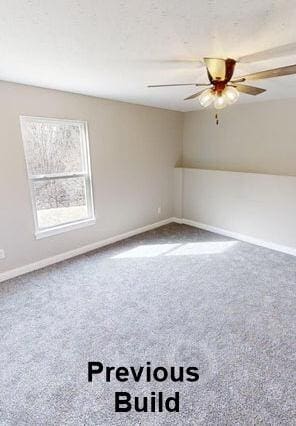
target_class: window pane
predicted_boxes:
[20,116,95,235]
[21,119,84,175]
[32,177,88,229]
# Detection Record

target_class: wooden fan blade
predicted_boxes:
[234,84,266,95]
[237,64,296,81]
[147,83,210,88]
[231,78,246,83]
[184,90,205,100]
[239,42,296,63]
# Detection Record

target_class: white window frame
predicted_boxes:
[20,116,96,239]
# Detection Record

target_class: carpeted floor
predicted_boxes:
[0,223,295,425]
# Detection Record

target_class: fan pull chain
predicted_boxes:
[215,113,219,125]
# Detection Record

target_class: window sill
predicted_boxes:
[35,217,96,239]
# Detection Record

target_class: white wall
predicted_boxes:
[0,81,183,273]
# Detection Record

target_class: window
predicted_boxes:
[20,116,95,239]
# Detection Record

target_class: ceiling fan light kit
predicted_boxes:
[199,85,240,109]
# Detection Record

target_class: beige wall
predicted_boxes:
[183,99,296,176]
[0,81,183,273]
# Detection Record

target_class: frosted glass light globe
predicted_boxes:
[224,86,239,104]
[214,94,228,109]
[198,89,215,107]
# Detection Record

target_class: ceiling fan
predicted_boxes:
[147,49,296,109]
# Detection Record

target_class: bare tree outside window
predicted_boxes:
[20,117,95,237]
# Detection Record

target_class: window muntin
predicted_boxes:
[20,116,95,238]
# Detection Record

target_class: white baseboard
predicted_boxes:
[0,218,175,282]
[179,218,296,257]
[170,216,183,224]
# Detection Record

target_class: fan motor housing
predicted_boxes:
[205,57,236,85]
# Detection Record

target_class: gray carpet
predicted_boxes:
[0,223,295,425]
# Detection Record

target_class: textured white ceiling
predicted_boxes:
[0,0,296,111]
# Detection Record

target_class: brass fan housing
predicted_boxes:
[204,57,236,92]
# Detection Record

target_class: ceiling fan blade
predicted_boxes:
[234,84,266,95]
[184,90,205,100]
[231,78,246,83]
[147,83,210,88]
[237,64,296,81]
[239,42,296,63]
